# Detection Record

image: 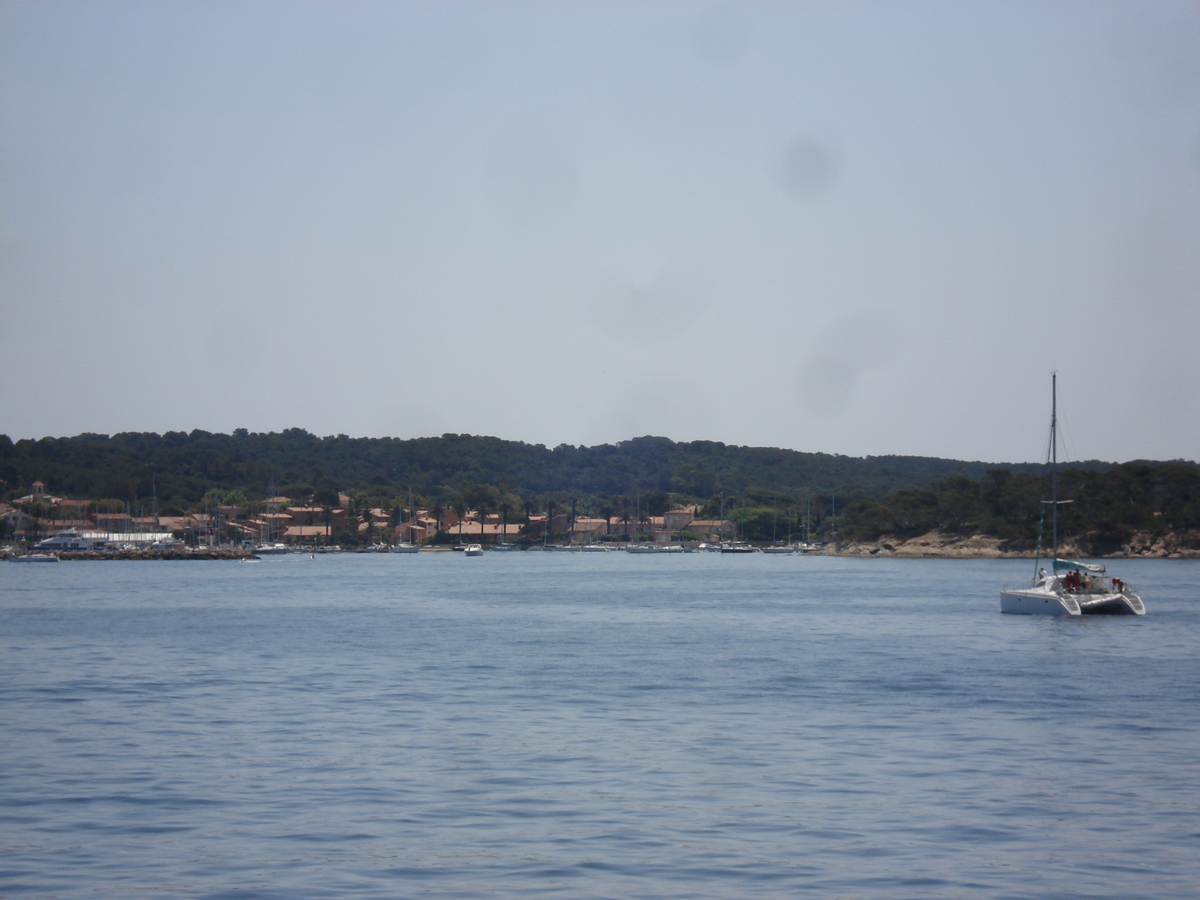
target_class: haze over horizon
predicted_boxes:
[2,2,1198,465]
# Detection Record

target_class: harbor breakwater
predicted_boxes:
[2,548,255,561]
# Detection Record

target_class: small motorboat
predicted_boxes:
[8,553,60,562]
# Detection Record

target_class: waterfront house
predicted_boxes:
[284,524,332,542]
[569,517,609,542]
[436,520,524,543]
[283,506,347,527]
[683,519,734,541]
[0,504,31,536]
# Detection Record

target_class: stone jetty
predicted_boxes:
[3,548,256,561]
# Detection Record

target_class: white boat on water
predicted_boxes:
[34,530,108,552]
[254,542,290,555]
[1001,559,1144,616]
[1000,374,1145,617]
[463,543,483,556]
[391,542,420,553]
[8,553,60,562]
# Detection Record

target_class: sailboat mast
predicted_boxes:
[407,487,415,545]
[1051,372,1058,562]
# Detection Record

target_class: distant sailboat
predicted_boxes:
[393,488,420,552]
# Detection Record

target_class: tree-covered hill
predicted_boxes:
[1,430,1193,548]
[1,429,1057,509]
[833,462,1200,553]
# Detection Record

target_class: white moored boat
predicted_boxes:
[34,530,108,552]
[1000,374,1145,617]
[463,543,483,556]
[1001,559,1144,616]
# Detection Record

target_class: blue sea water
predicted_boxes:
[2,553,1198,899]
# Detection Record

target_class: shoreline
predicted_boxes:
[4,533,1198,561]
[814,529,1200,560]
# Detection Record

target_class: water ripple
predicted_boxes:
[2,555,1198,898]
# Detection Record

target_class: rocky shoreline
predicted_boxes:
[817,529,1200,559]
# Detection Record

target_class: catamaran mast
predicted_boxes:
[1051,371,1058,563]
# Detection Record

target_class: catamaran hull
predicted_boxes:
[1001,589,1145,616]
[1079,594,1146,616]
[1000,590,1081,616]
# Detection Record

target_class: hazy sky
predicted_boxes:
[2,1,1198,463]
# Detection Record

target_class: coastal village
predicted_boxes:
[3,477,1196,560]
[0,480,739,553]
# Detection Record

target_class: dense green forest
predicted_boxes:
[831,463,1200,552]
[1,430,1194,546]
[0,429,1050,509]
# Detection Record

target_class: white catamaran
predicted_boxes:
[1000,374,1145,616]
